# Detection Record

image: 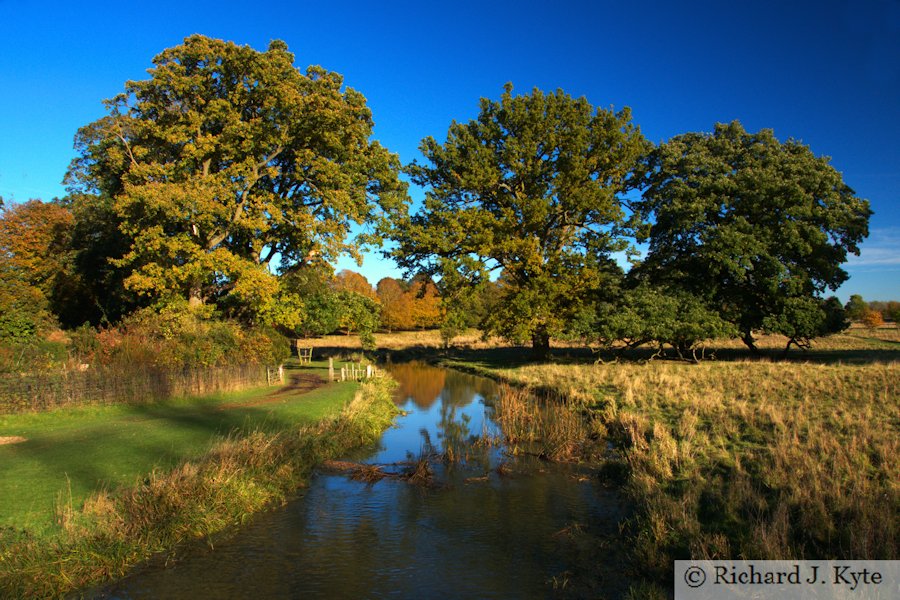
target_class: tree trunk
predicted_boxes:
[741,331,758,353]
[531,326,551,360]
[189,284,204,308]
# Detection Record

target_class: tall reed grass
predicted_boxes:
[487,359,898,579]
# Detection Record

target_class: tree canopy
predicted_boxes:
[0,200,99,328]
[635,121,871,350]
[392,85,649,355]
[66,35,407,327]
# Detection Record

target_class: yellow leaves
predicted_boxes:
[68,35,405,325]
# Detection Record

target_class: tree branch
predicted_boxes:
[207,147,285,251]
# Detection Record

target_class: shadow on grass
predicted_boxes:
[1,366,338,528]
[309,340,900,369]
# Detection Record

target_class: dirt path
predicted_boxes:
[219,371,327,409]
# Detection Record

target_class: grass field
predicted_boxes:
[0,360,356,535]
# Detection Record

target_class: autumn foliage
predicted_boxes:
[862,310,884,330]
[376,276,440,331]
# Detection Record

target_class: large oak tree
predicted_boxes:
[635,121,870,350]
[67,35,406,326]
[393,85,649,356]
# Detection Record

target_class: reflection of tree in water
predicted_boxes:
[432,385,496,470]
[391,362,501,469]
[440,369,497,407]
[389,362,447,409]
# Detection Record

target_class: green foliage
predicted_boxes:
[63,192,143,325]
[439,306,469,348]
[0,263,57,350]
[578,285,736,358]
[335,291,380,350]
[821,296,851,334]
[298,292,343,337]
[845,294,868,321]
[0,311,37,346]
[70,301,291,368]
[762,295,848,351]
[885,301,900,323]
[67,35,407,326]
[636,121,871,350]
[393,84,648,355]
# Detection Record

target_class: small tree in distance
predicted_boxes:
[845,294,868,322]
[862,310,884,331]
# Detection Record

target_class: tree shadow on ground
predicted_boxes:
[1,371,330,528]
[307,340,900,369]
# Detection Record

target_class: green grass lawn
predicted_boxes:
[0,361,358,535]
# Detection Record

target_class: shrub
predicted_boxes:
[862,310,884,330]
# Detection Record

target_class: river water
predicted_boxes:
[103,362,630,599]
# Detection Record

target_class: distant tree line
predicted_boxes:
[844,294,899,328]
[0,35,877,366]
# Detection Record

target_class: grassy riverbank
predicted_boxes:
[0,363,398,598]
[444,334,898,591]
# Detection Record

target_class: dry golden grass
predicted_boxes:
[298,323,900,357]
[298,329,493,351]
[706,323,900,351]
[492,358,898,572]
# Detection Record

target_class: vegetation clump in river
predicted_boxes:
[0,376,399,599]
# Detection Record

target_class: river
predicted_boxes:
[102,362,631,599]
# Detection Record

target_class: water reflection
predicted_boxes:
[389,361,447,409]
[105,363,629,599]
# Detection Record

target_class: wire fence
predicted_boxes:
[0,363,275,414]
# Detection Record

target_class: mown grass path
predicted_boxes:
[0,361,353,535]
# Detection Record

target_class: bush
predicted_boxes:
[862,310,884,330]
[583,285,736,359]
[87,301,289,369]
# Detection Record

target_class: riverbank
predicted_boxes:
[0,366,398,598]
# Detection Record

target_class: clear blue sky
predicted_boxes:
[1,0,898,301]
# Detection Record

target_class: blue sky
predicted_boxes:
[1,0,898,301]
